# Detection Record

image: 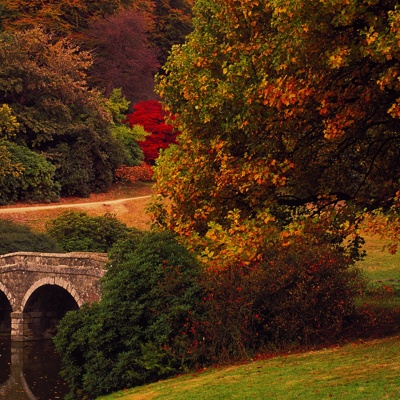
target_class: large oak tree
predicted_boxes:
[154,0,400,268]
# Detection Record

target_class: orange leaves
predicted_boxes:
[154,0,400,276]
[115,163,154,183]
[387,99,400,119]
[199,209,277,270]
[376,67,399,91]
[212,150,292,195]
[327,47,350,69]
[259,76,313,111]
[365,31,379,46]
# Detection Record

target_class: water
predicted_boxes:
[0,337,69,400]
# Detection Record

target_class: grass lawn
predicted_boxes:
[98,335,400,400]
[357,234,400,291]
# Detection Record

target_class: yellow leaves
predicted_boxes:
[273,6,293,18]
[328,53,344,68]
[0,104,20,138]
[326,47,350,69]
[366,31,379,45]
[199,208,277,269]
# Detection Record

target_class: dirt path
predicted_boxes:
[0,183,155,230]
[0,195,152,214]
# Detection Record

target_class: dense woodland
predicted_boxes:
[2,1,400,399]
[0,0,188,201]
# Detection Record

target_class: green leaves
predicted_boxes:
[0,28,129,198]
[0,141,60,204]
[0,219,60,255]
[54,231,205,399]
[46,211,136,253]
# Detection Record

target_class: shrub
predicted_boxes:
[0,142,60,205]
[46,211,138,252]
[46,140,120,198]
[0,219,61,255]
[114,163,154,184]
[201,235,365,361]
[111,125,145,167]
[54,230,205,400]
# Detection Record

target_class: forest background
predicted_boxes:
[0,0,189,202]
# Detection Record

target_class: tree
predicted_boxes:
[127,100,178,164]
[0,104,21,177]
[0,0,193,86]
[149,0,193,66]
[82,9,160,103]
[106,88,147,166]
[0,0,193,92]
[0,105,59,204]
[0,0,137,37]
[154,0,400,268]
[0,28,124,197]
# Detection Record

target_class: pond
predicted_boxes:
[0,337,69,400]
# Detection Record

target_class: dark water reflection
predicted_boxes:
[0,337,69,400]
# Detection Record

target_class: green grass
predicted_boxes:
[357,234,400,283]
[356,234,400,310]
[98,336,400,400]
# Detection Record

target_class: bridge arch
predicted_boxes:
[21,278,83,340]
[0,251,107,340]
[0,282,13,334]
[21,277,83,312]
[0,282,14,310]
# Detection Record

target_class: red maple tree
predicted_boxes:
[126,100,178,164]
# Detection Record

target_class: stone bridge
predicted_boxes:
[0,252,108,341]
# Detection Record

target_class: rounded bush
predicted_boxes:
[46,211,137,252]
[0,142,60,205]
[54,230,205,400]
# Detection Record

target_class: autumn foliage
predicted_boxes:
[199,233,364,360]
[154,0,400,266]
[115,163,154,183]
[149,0,400,359]
[126,100,178,164]
[82,9,159,103]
